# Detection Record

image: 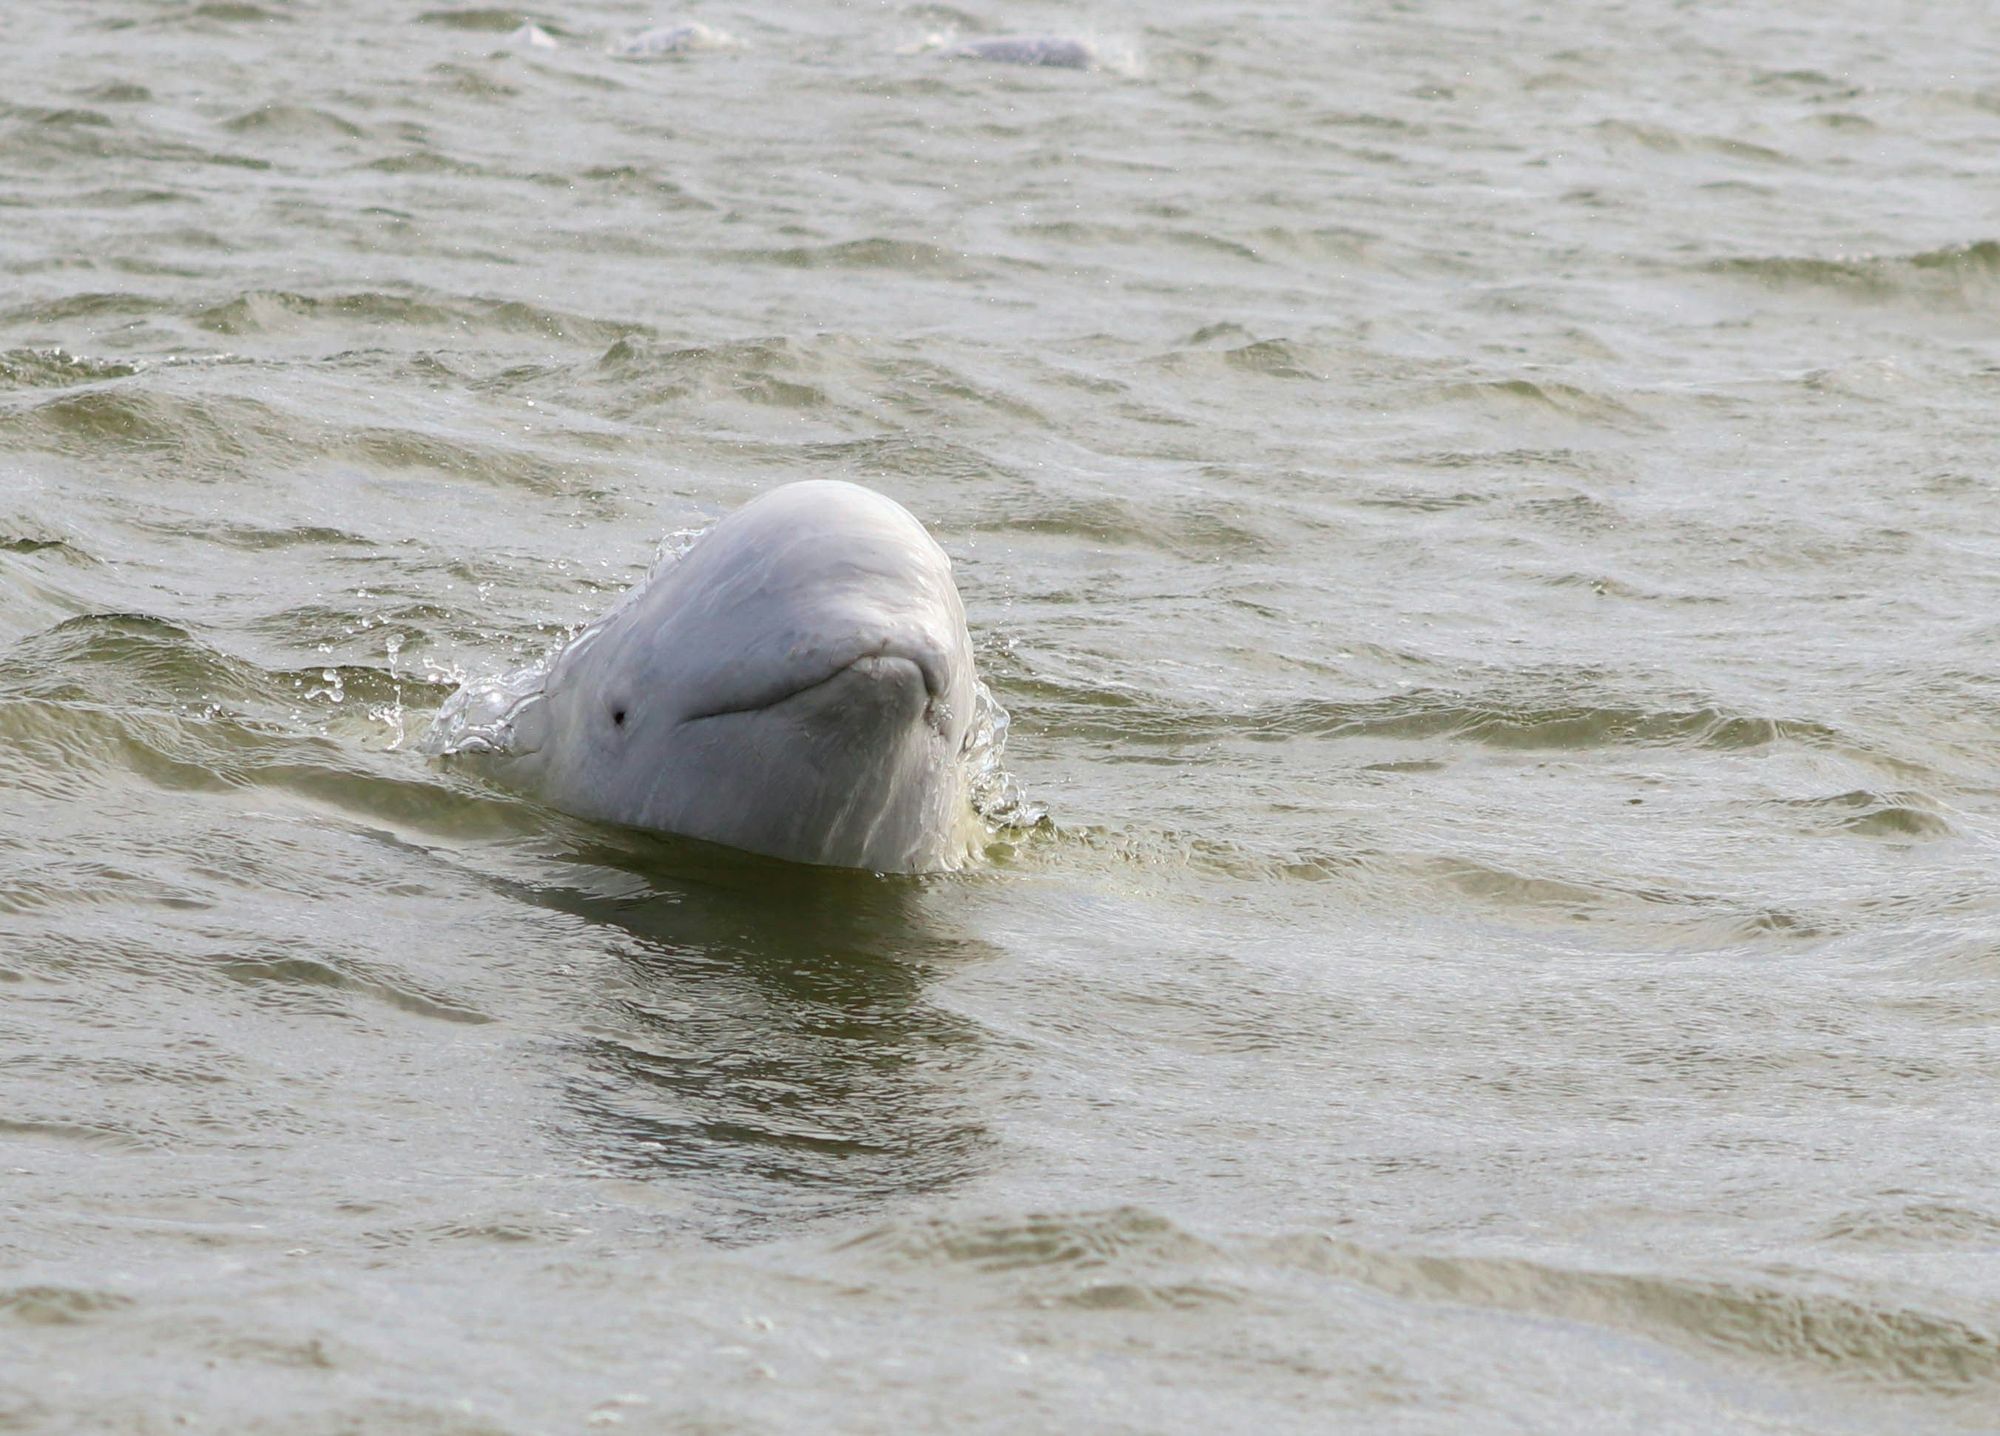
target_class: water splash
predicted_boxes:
[421,527,711,760]
[504,22,558,51]
[963,677,1042,830]
[609,23,738,59]
[417,652,549,758]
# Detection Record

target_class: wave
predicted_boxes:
[1282,1235,2000,1392]
[828,1204,2000,1393]
[1707,241,2000,302]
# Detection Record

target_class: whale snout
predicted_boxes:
[814,653,935,724]
[861,628,956,704]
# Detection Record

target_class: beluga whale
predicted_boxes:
[950,36,1099,69]
[422,480,1005,874]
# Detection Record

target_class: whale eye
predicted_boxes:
[611,707,627,727]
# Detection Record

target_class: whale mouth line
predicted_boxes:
[683,653,934,723]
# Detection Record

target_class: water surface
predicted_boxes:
[5,1,2000,1431]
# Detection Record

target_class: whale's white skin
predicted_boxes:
[433,480,980,873]
[610,23,735,58]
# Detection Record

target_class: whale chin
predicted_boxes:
[596,648,973,873]
[664,656,963,872]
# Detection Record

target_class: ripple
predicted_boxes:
[415,7,541,31]
[842,1205,1215,1273]
[1432,377,1650,430]
[0,613,256,706]
[829,1206,1244,1312]
[1819,1200,2000,1250]
[0,1286,136,1325]
[1594,118,1796,165]
[0,534,90,560]
[362,149,486,177]
[0,858,213,917]
[20,106,113,129]
[595,333,843,413]
[0,347,144,389]
[834,1205,1237,1309]
[1773,790,1956,841]
[0,615,519,834]
[0,291,179,325]
[0,388,283,474]
[191,288,640,343]
[216,951,491,1024]
[1024,681,1856,758]
[739,238,975,277]
[79,82,153,104]
[1223,339,1319,378]
[590,333,1050,435]
[0,1120,156,1155]
[189,2,290,21]
[1024,221,1262,265]
[976,492,1272,560]
[0,119,271,172]
[221,105,366,140]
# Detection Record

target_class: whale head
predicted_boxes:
[489,480,981,873]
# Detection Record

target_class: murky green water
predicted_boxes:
[6,2,2000,1431]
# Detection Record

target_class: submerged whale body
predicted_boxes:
[424,481,984,873]
[950,36,1098,70]
[609,22,736,57]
